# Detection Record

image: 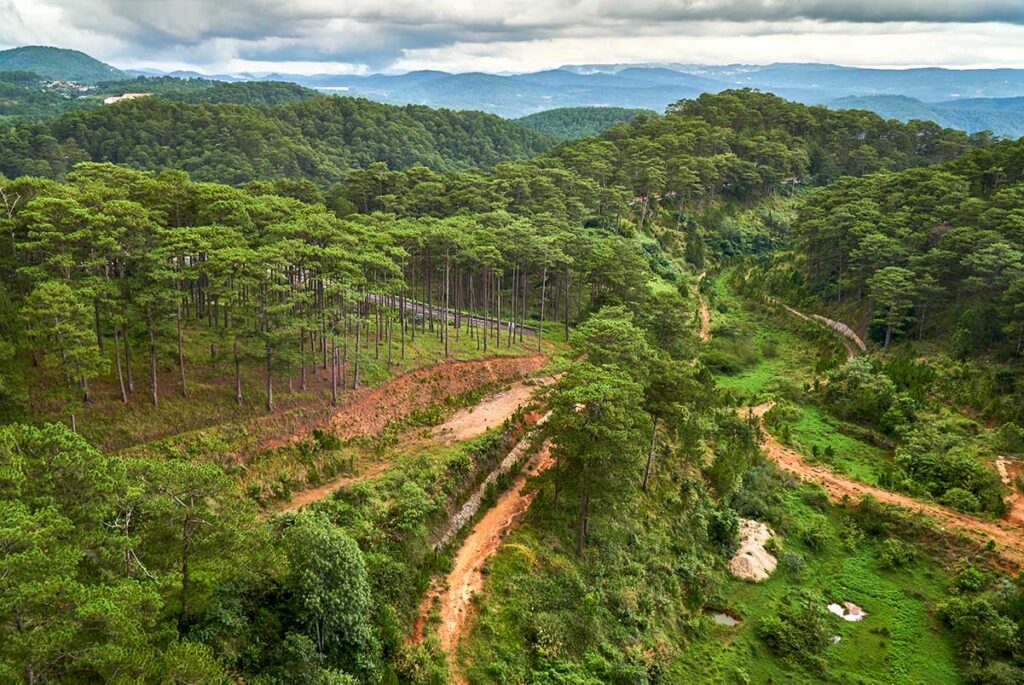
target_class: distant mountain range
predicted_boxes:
[1,45,1024,138]
[826,95,1024,138]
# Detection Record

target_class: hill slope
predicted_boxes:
[829,95,1024,138]
[0,45,124,83]
[516,106,655,139]
[0,95,556,182]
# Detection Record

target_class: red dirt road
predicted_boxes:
[412,441,554,676]
[747,403,1024,568]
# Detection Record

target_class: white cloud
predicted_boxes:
[2,0,1024,73]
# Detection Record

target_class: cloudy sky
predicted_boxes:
[2,0,1023,75]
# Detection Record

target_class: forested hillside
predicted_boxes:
[2,88,1022,685]
[516,106,654,139]
[0,45,124,82]
[828,95,1024,139]
[0,95,556,182]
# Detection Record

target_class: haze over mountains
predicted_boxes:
[130,60,1024,137]
[2,45,1024,137]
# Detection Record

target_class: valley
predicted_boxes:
[1,48,1023,684]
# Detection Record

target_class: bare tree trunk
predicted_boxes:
[331,336,338,406]
[113,326,127,403]
[122,320,134,393]
[94,299,103,352]
[538,266,547,353]
[353,313,361,389]
[300,329,307,391]
[234,336,242,406]
[266,344,274,412]
[177,303,188,398]
[149,325,158,407]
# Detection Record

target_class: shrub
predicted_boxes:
[953,566,987,594]
[939,487,982,513]
[799,516,829,552]
[781,551,805,580]
[877,538,917,569]
[938,596,1020,663]
[707,508,740,555]
[757,592,832,672]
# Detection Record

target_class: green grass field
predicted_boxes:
[672,485,961,685]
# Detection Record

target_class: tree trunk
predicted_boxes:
[234,336,242,406]
[331,337,338,407]
[113,326,127,403]
[177,303,188,397]
[564,268,571,341]
[94,299,103,352]
[353,314,361,389]
[538,266,547,353]
[300,329,307,391]
[266,344,274,412]
[122,320,134,393]
[149,326,158,407]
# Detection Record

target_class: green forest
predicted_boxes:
[1,84,1023,685]
[515,107,654,140]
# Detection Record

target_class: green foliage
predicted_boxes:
[0,96,555,182]
[756,591,834,673]
[0,45,124,82]
[516,107,654,140]
[877,538,918,569]
[285,511,377,674]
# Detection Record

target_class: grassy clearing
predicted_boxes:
[672,484,961,684]
[780,403,890,485]
[704,269,836,399]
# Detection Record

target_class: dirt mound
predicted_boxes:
[729,518,777,581]
[432,376,556,445]
[257,353,547,453]
[997,456,1024,526]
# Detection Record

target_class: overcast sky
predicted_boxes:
[2,0,1024,74]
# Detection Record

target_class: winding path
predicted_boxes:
[746,403,1024,568]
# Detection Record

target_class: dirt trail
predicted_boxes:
[746,403,1024,568]
[412,441,554,672]
[697,272,711,342]
[258,353,547,453]
[432,377,556,445]
[264,354,548,514]
[273,462,391,514]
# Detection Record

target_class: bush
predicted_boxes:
[939,487,982,513]
[781,551,805,580]
[938,596,1020,663]
[799,516,829,552]
[964,662,1024,685]
[953,566,987,594]
[707,508,740,555]
[757,592,833,672]
[877,538,917,569]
